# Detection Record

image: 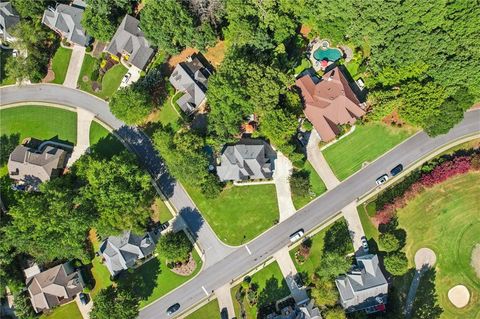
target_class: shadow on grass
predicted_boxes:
[117,257,161,302]
[257,276,290,318]
[411,268,443,319]
[88,133,125,159]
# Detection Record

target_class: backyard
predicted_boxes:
[185,300,219,319]
[231,261,290,318]
[49,47,72,84]
[78,54,127,100]
[359,172,480,318]
[292,161,327,210]
[0,105,77,144]
[148,84,183,131]
[184,183,279,245]
[323,122,415,180]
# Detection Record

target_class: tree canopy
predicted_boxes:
[90,286,139,319]
[158,231,193,262]
[109,85,153,125]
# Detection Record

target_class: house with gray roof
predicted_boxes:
[216,139,276,182]
[335,254,388,314]
[105,15,154,70]
[42,0,89,46]
[7,143,70,189]
[169,55,211,114]
[0,2,19,42]
[25,262,84,313]
[99,230,156,276]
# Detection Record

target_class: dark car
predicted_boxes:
[166,303,180,316]
[79,292,88,305]
[390,164,403,176]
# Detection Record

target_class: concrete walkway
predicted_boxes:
[273,152,296,222]
[75,294,93,319]
[273,247,308,303]
[341,201,366,256]
[306,129,340,190]
[215,284,235,319]
[67,108,95,166]
[63,45,85,88]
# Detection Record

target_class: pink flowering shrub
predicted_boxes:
[420,156,471,187]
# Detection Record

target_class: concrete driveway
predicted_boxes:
[306,129,340,190]
[119,66,141,88]
[75,294,93,319]
[273,152,296,222]
[64,45,85,88]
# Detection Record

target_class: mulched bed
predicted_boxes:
[169,254,197,276]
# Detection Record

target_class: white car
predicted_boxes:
[122,72,131,84]
[375,174,389,186]
[289,229,304,242]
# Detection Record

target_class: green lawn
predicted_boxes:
[0,105,77,144]
[231,261,290,319]
[119,250,203,307]
[39,301,82,319]
[323,123,415,180]
[50,47,72,84]
[89,121,110,145]
[185,300,220,319]
[78,55,127,100]
[396,172,480,319]
[150,83,183,131]
[152,198,174,223]
[184,183,279,245]
[0,48,15,85]
[88,230,112,298]
[292,161,327,210]
[88,121,125,158]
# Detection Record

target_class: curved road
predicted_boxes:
[1,84,479,318]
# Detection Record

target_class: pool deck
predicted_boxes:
[308,39,343,72]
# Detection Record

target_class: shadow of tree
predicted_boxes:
[117,257,161,302]
[88,133,125,159]
[412,268,443,319]
[257,276,290,318]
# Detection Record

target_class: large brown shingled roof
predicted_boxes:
[296,67,365,142]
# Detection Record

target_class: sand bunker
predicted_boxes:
[471,244,480,279]
[448,285,470,308]
[414,248,436,270]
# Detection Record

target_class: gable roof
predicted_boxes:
[296,67,365,142]
[0,2,19,38]
[105,15,154,70]
[169,56,210,114]
[42,3,89,46]
[7,144,69,188]
[99,230,156,276]
[26,262,84,313]
[216,139,276,182]
[335,254,388,312]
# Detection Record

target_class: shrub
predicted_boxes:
[384,251,409,276]
[419,156,471,187]
[290,169,311,198]
[379,232,400,252]
[86,45,93,53]
[158,231,193,263]
[323,219,352,256]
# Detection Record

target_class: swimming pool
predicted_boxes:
[313,47,343,62]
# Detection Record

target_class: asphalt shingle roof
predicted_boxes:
[42,3,89,46]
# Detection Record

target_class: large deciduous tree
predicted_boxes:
[82,0,132,42]
[90,286,139,319]
[109,85,153,125]
[158,231,193,262]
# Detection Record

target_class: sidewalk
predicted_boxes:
[341,201,366,256]
[273,247,308,303]
[64,45,86,88]
[215,284,235,319]
[273,152,296,222]
[306,129,340,190]
[67,108,95,166]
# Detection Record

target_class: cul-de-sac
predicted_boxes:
[0,1,479,319]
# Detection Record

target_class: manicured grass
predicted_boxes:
[184,183,279,245]
[0,48,15,85]
[152,197,174,223]
[323,123,415,180]
[88,230,112,298]
[294,58,312,75]
[88,121,125,158]
[50,47,72,84]
[149,83,183,131]
[231,261,290,319]
[89,121,110,146]
[396,172,480,319]
[185,299,220,319]
[0,105,77,144]
[39,301,82,319]
[119,250,203,307]
[78,55,127,100]
[292,161,327,210]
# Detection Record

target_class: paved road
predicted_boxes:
[0,84,234,267]
[2,84,479,318]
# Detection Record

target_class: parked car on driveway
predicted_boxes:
[79,292,88,305]
[289,229,304,242]
[122,72,131,84]
[375,174,389,186]
[361,236,369,253]
[390,164,403,176]
[166,303,180,316]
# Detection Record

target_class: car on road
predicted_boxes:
[122,72,131,84]
[390,164,403,176]
[289,229,304,242]
[361,236,369,253]
[166,303,180,316]
[79,292,88,305]
[375,174,389,185]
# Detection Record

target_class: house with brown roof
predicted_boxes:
[25,262,84,313]
[296,67,366,142]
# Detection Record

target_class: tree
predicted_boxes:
[4,176,93,263]
[90,286,139,319]
[384,251,409,276]
[0,133,20,165]
[11,0,47,18]
[82,0,132,42]
[323,220,352,256]
[75,151,154,235]
[289,170,311,198]
[109,86,153,125]
[316,253,351,279]
[158,231,193,262]
[12,292,36,319]
[311,277,338,307]
[323,306,346,319]
[379,232,400,252]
